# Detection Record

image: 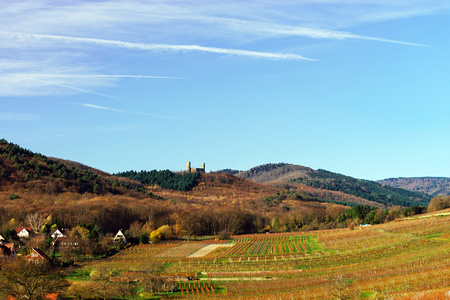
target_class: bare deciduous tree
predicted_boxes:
[0,257,68,299]
[25,212,45,233]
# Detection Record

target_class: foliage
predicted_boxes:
[150,230,162,243]
[139,232,150,244]
[114,169,200,191]
[2,228,18,241]
[427,195,450,212]
[156,225,172,240]
[9,193,19,200]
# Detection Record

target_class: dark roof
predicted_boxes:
[28,247,52,263]
[0,244,12,256]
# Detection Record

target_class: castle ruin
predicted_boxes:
[186,162,205,173]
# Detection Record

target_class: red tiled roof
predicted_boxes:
[7,294,60,300]
[0,244,11,256]
[3,242,15,252]
[45,293,61,300]
[16,227,32,234]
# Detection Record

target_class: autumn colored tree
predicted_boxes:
[178,211,201,240]
[156,225,172,240]
[90,265,115,300]
[0,257,68,299]
[150,230,162,243]
[428,196,450,212]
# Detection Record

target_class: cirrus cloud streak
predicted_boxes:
[0,31,315,61]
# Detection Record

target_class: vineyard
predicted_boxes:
[73,210,450,299]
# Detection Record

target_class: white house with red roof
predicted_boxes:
[16,227,32,238]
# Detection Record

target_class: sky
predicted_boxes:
[2,0,450,181]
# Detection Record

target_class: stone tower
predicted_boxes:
[186,162,205,173]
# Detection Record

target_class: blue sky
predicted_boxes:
[2,0,450,180]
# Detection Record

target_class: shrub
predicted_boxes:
[428,196,450,212]
[218,230,231,240]
[9,193,19,200]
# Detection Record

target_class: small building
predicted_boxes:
[53,237,82,251]
[16,227,32,238]
[0,243,16,260]
[186,162,205,173]
[27,248,52,264]
[0,233,5,241]
[7,294,62,300]
[113,229,127,244]
[2,242,16,258]
[50,228,68,239]
[45,294,63,300]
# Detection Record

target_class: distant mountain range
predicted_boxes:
[377,177,450,197]
[217,163,432,207]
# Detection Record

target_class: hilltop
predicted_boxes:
[222,163,431,207]
[378,177,450,197]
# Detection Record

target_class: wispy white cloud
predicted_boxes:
[0,70,181,97]
[0,0,446,99]
[77,103,187,121]
[0,31,315,61]
[6,74,182,79]
[0,112,40,121]
[185,17,429,47]
[0,72,118,99]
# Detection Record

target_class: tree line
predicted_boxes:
[0,139,155,197]
[114,169,200,191]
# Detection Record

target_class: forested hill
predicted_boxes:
[231,163,431,207]
[378,177,450,197]
[0,139,154,198]
[114,170,200,191]
[234,163,313,183]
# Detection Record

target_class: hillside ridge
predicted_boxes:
[378,177,450,196]
[222,163,431,207]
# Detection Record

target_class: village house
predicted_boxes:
[52,236,82,251]
[7,293,62,300]
[113,229,127,244]
[27,247,52,264]
[0,242,16,260]
[16,227,32,238]
[50,228,69,239]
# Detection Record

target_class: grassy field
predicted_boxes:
[69,210,450,299]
